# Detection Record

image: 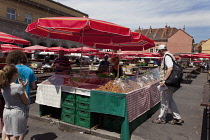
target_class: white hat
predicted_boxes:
[157,44,166,50]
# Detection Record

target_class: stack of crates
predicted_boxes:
[60,91,99,128]
[75,94,99,128]
[61,92,76,124]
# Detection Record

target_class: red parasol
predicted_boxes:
[95,32,155,51]
[141,53,161,57]
[25,17,134,47]
[72,46,99,53]
[179,54,193,58]
[0,44,23,50]
[24,45,48,51]
[0,32,30,45]
[45,46,68,52]
[23,50,33,54]
[117,51,142,56]
[192,53,210,58]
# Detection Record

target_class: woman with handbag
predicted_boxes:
[152,44,184,125]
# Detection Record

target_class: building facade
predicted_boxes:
[0,0,88,48]
[200,39,210,54]
[135,25,194,54]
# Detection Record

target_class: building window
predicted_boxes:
[150,48,153,53]
[7,8,16,20]
[25,13,32,24]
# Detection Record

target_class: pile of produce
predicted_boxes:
[96,68,160,93]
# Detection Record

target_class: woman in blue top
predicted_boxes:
[0,64,29,140]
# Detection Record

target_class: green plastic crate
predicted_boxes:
[62,98,75,107]
[62,92,75,103]
[76,108,90,118]
[76,95,90,103]
[62,105,75,115]
[61,112,75,124]
[101,114,123,132]
[76,102,90,110]
[75,114,99,128]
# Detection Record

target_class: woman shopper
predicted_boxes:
[0,64,29,140]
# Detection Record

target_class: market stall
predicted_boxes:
[26,16,158,140]
[35,68,160,140]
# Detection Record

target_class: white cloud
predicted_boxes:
[58,0,210,30]
[57,0,210,42]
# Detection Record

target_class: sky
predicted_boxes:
[57,0,210,43]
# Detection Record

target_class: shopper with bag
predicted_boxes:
[152,44,184,125]
[0,64,29,140]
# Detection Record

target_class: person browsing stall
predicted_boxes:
[152,44,184,125]
[44,53,50,66]
[51,50,71,74]
[110,56,123,78]
[0,64,29,140]
[98,55,110,73]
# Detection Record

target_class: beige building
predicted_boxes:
[135,25,194,55]
[200,39,210,54]
[0,0,88,48]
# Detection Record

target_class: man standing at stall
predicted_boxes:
[152,44,184,125]
[51,50,71,74]
[98,55,110,73]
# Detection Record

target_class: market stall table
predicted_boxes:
[90,82,160,140]
[35,69,160,140]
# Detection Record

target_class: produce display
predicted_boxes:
[96,68,160,93]
[40,68,159,92]
[41,73,112,89]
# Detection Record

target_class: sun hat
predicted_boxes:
[157,44,167,50]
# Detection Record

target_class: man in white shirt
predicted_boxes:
[152,44,184,125]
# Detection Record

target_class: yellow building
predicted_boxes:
[0,0,88,47]
[201,39,210,54]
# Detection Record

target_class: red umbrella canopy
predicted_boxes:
[95,32,155,51]
[73,46,99,53]
[24,45,48,51]
[23,50,33,54]
[117,51,142,56]
[0,44,23,50]
[45,46,68,52]
[0,32,30,45]
[141,53,161,57]
[25,17,134,47]
[192,53,210,58]
[179,54,193,58]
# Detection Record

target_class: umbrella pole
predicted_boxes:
[80,28,85,75]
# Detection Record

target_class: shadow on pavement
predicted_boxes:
[201,108,208,140]
[30,132,58,140]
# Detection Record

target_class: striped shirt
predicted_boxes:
[53,57,71,74]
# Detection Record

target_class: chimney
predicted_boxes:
[164,24,168,35]
[183,25,185,32]
[138,26,141,33]
[149,25,152,33]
